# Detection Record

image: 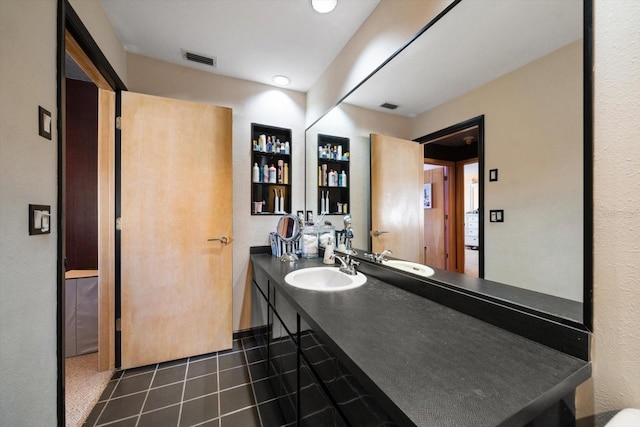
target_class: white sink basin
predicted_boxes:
[382,260,435,278]
[285,267,367,291]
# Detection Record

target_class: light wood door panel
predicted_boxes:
[424,168,446,268]
[371,134,423,263]
[121,92,232,369]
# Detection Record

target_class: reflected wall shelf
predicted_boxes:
[317,134,350,215]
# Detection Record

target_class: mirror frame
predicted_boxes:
[305,0,593,331]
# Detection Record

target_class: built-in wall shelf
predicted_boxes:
[317,134,349,215]
[251,123,292,215]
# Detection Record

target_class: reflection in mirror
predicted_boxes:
[305,0,586,323]
[276,214,301,261]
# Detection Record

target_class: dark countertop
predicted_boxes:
[251,253,591,427]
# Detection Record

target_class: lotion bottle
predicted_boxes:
[259,134,267,152]
[284,163,289,184]
[263,165,269,183]
[277,160,284,184]
[323,236,335,264]
[252,163,260,183]
[269,164,277,183]
[340,170,347,187]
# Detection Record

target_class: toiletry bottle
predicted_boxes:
[340,170,347,187]
[323,236,335,264]
[322,164,328,186]
[318,166,322,186]
[279,189,285,213]
[266,137,272,153]
[338,171,343,187]
[277,160,284,184]
[263,165,269,183]
[259,134,266,152]
[285,141,290,155]
[337,145,342,159]
[278,139,284,154]
[269,164,277,183]
[325,192,330,213]
[284,163,289,184]
[252,163,260,183]
[273,189,279,213]
[321,191,326,214]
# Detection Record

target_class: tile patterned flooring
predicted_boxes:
[83,333,290,427]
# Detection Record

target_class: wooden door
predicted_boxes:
[371,134,423,263]
[120,92,233,369]
[424,167,446,268]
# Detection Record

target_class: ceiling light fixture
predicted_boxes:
[311,0,337,14]
[272,75,291,86]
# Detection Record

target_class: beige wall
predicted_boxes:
[412,41,584,302]
[0,1,59,425]
[576,0,640,421]
[126,53,307,331]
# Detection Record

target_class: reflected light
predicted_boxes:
[311,0,337,14]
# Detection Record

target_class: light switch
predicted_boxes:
[29,204,51,235]
[38,106,52,140]
[489,209,504,223]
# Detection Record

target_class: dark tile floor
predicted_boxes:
[84,333,292,427]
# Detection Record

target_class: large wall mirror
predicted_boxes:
[305,0,592,327]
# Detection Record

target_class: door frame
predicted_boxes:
[416,115,484,278]
[454,157,480,276]
[423,160,456,271]
[57,1,127,424]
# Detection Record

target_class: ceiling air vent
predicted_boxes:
[380,102,399,110]
[183,50,216,67]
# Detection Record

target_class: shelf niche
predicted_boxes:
[251,123,292,215]
[317,134,350,215]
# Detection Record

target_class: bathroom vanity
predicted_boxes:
[64,270,99,357]
[250,252,590,426]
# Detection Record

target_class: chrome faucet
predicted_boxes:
[364,249,392,263]
[332,250,360,275]
[376,249,393,263]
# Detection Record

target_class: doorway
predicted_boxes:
[417,115,484,278]
[64,53,113,426]
[63,30,120,424]
[60,4,125,422]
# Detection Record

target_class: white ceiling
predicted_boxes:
[100,0,380,92]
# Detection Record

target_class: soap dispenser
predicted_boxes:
[323,235,335,264]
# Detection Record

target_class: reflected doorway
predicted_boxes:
[417,115,484,278]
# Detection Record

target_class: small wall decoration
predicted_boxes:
[423,183,432,209]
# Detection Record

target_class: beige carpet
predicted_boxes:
[65,353,113,427]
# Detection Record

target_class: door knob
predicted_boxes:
[371,230,389,237]
[208,236,231,244]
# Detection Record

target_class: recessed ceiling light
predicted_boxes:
[272,75,291,86]
[311,0,337,14]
